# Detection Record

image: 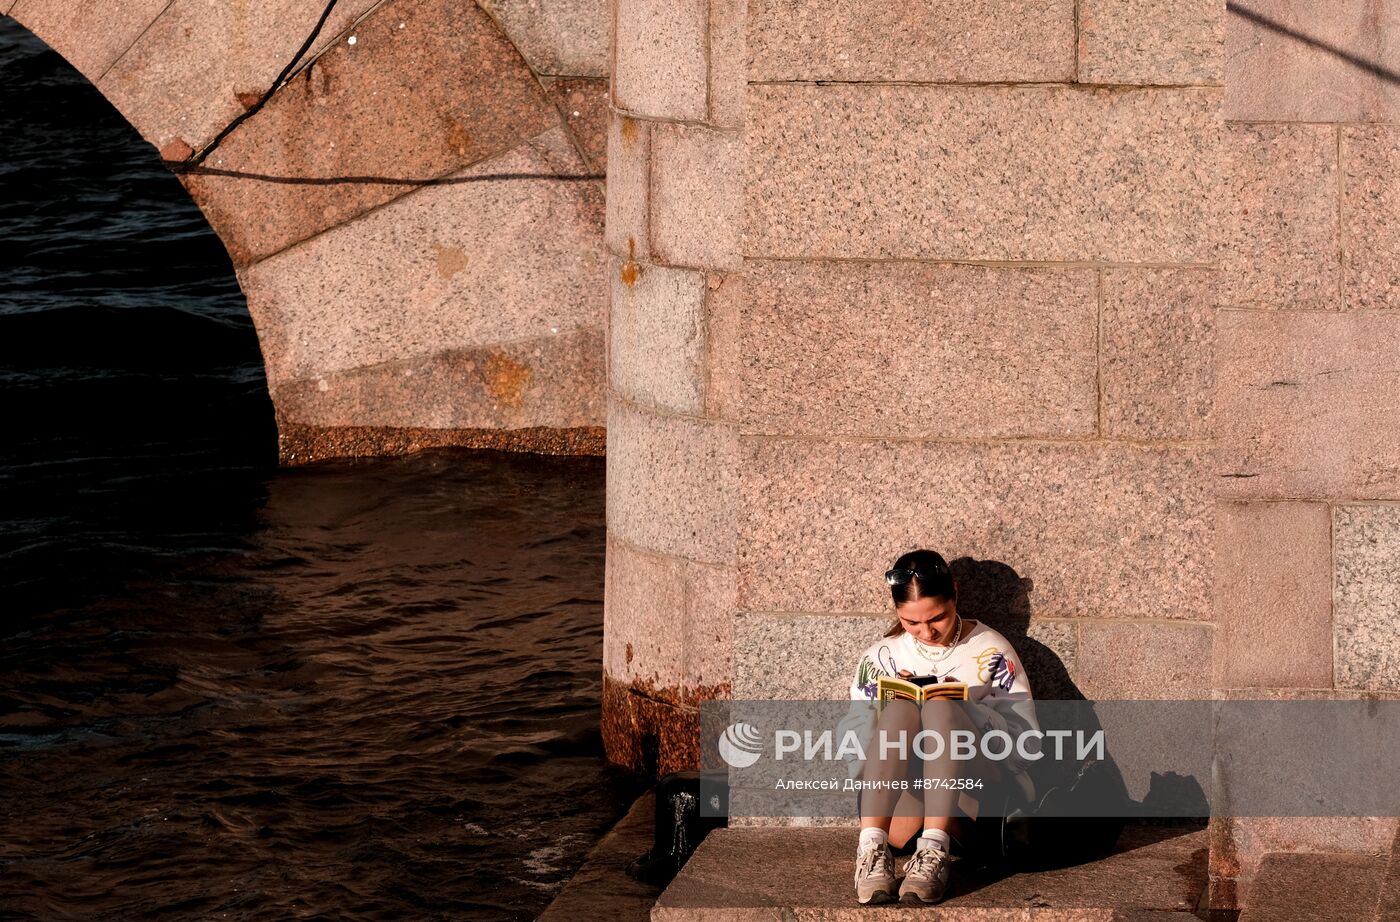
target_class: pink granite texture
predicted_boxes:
[650,123,742,270]
[612,0,708,121]
[1226,0,1400,122]
[739,438,1212,620]
[702,270,743,420]
[1214,815,1398,915]
[605,114,650,259]
[1216,310,1400,500]
[607,400,738,566]
[1078,0,1224,85]
[1213,501,1332,689]
[1333,504,1400,691]
[9,0,171,80]
[1342,126,1400,310]
[1220,123,1340,311]
[708,0,745,128]
[1238,852,1389,922]
[1101,269,1216,440]
[609,259,707,415]
[543,76,609,172]
[604,533,734,704]
[97,0,381,153]
[176,0,560,266]
[746,0,1074,82]
[1076,621,1212,698]
[746,85,1222,263]
[730,261,1098,439]
[481,0,609,76]
[238,128,604,386]
[271,327,603,430]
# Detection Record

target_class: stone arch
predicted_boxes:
[5,0,610,463]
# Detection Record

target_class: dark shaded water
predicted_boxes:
[0,18,638,920]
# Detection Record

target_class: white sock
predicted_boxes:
[858,827,888,850]
[917,829,951,853]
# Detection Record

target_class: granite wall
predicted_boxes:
[1210,0,1400,909]
[602,0,1221,780]
[5,0,612,463]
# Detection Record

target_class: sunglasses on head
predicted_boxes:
[884,563,948,586]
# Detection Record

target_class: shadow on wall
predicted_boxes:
[948,556,1081,703]
[946,556,1209,833]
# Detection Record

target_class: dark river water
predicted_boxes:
[0,17,639,920]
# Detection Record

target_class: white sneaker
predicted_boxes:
[853,841,897,905]
[899,845,953,904]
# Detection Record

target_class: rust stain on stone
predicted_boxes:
[620,115,638,145]
[160,138,194,161]
[445,118,474,158]
[234,90,262,110]
[625,643,634,665]
[275,421,605,466]
[431,243,469,278]
[620,260,640,288]
[484,352,532,408]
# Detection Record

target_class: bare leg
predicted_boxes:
[919,701,1004,838]
[857,700,921,838]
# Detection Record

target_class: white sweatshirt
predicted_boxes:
[839,619,1041,783]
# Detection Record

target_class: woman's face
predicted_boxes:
[896,595,958,645]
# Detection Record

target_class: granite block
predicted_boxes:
[1023,619,1081,701]
[613,0,707,121]
[746,0,1074,82]
[606,399,738,566]
[271,326,603,430]
[601,675,700,774]
[605,113,649,259]
[733,613,888,700]
[735,261,1097,439]
[1342,126,1400,310]
[651,123,742,270]
[708,0,745,128]
[1075,621,1212,699]
[239,128,604,384]
[1334,505,1400,692]
[1078,0,1224,85]
[1213,502,1332,690]
[739,439,1212,621]
[9,0,171,80]
[604,532,687,698]
[683,559,737,697]
[543,76,609,172]
[480,0,609,76]
[609,259,706,415]
[96,0,380,153]
[1238,852,1386,922]
[171,0,559,266]
[703,271,742,421]
[1101,269,1215,440]
[1220,123,1339,311]
[1216,310,1400,499]
[746,85,1222,263]
[1225,0,1400,122]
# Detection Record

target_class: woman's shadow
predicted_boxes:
[946,556,1209,878]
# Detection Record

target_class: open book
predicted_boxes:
[877,674,969,705]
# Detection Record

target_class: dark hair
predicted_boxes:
[884,549,957,638]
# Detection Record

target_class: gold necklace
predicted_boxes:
[912,615,962,664]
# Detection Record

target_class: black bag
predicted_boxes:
[1000,758,1128,869]
[626,770,729,887]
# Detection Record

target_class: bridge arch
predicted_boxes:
[5,0,610,463]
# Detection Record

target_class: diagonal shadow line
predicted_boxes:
[162,163,603,185]
[1228,2,1400,86]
